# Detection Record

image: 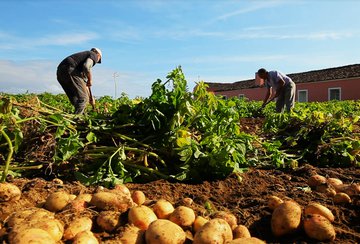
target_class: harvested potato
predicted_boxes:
[6,208,53,228]
[228,237,265,244]
[145,219,186,244]
[341,184,360,196]
[308,174,326,187]
[73,230,99,244]
[327,178,343,187]
[211,211,237,229]
[271,200,302,237]
[44,191,71,212]
[112,184,131,197]
[0,182,21,202]
[9,228,56,244]
[333,192,352,204]
[233,225,251,239]
[96,210,121,232]
[303,214,336,241]
[169,206,196,228]
[90,191,134,212]
[182,197,193,206]
[193,216,209,233]
[304,203,334,222]
[267,196,283,211]
[152,199,175,219]
[193,218,233,244]
[119,225,145,244]
[14,217,64,242]
[315,184,333,195]
[68,193,93,212]
[63,217,93,240]
[128,205,158,230]
[132,190,146,205]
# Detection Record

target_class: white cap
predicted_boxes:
[91,47,102,63]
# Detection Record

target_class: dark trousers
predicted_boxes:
[57,65,89,114]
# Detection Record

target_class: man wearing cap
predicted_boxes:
[57,48,102,114]
[257,68,296,113]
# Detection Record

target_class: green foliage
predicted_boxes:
[0,70,359,185]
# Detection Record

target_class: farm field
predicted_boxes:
[1,68,359,243]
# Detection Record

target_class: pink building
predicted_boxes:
[205,64,360,102]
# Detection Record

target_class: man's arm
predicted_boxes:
[262,88,271,107]
[271,78,285,99]
[83,58,94,87]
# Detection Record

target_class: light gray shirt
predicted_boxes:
[265,71,292,90]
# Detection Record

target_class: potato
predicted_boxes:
[44,191,71,212]
[73,230,99,244]
[6,208,53,228]
[119,225,145,244]
[304,203,334,222]
[228,237,266,244]
[342,184,360,196]
[193,216,209,233]
[233,225,251,239]
[169,206,196,228]
[65,193,93,212]
[333,192,352,204]
[327,178,343,187]
[132,190,146,205]
[90,191,134,212]
[0,182,21,202]
[307,174,326,187]
[96,210,120,232]
[18,217,64,242]
[182,197,193,206]
[63,217,93,240]
[315,184,336,196]
[193,218,233,244]
[128,205,158,230]
[271,200,302,237]
[267,196,283,211]
[211,211,237,229]
[112,184,131,197]
[153,199,175,219]
[303,214,336,241]
[145,219,186,244]
[9,228,56,244]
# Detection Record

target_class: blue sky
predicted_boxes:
[1,0,360,98]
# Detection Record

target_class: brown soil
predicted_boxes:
[0,165,359,243]
[0,116,359,243]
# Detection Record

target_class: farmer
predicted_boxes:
[257,68,296,113]
[56,48,102,114]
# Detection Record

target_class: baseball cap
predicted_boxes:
[91,47,102,63]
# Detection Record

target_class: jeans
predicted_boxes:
[57,65,89,114]
[276,81,296,113]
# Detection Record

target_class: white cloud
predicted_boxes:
[215,1,286,21]
[0,59,155,99]
[0,31,99,50]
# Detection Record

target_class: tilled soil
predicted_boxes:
[0,164,359,243]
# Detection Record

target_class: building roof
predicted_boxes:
[206,64,360,92]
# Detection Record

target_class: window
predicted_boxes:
[298,90,308,102]
[328,87,341,101]
[238,94,245,100]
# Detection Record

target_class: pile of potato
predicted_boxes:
[307,174,359,203]
[1,175,358,243]
[268,196,336,242]
[0,182,265,244]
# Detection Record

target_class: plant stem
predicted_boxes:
[0,129,14,182]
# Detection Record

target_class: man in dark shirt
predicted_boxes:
[57,48,102,114]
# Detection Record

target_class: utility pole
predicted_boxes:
[113,72,119,99]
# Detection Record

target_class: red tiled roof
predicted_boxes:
[206,64,360,92]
